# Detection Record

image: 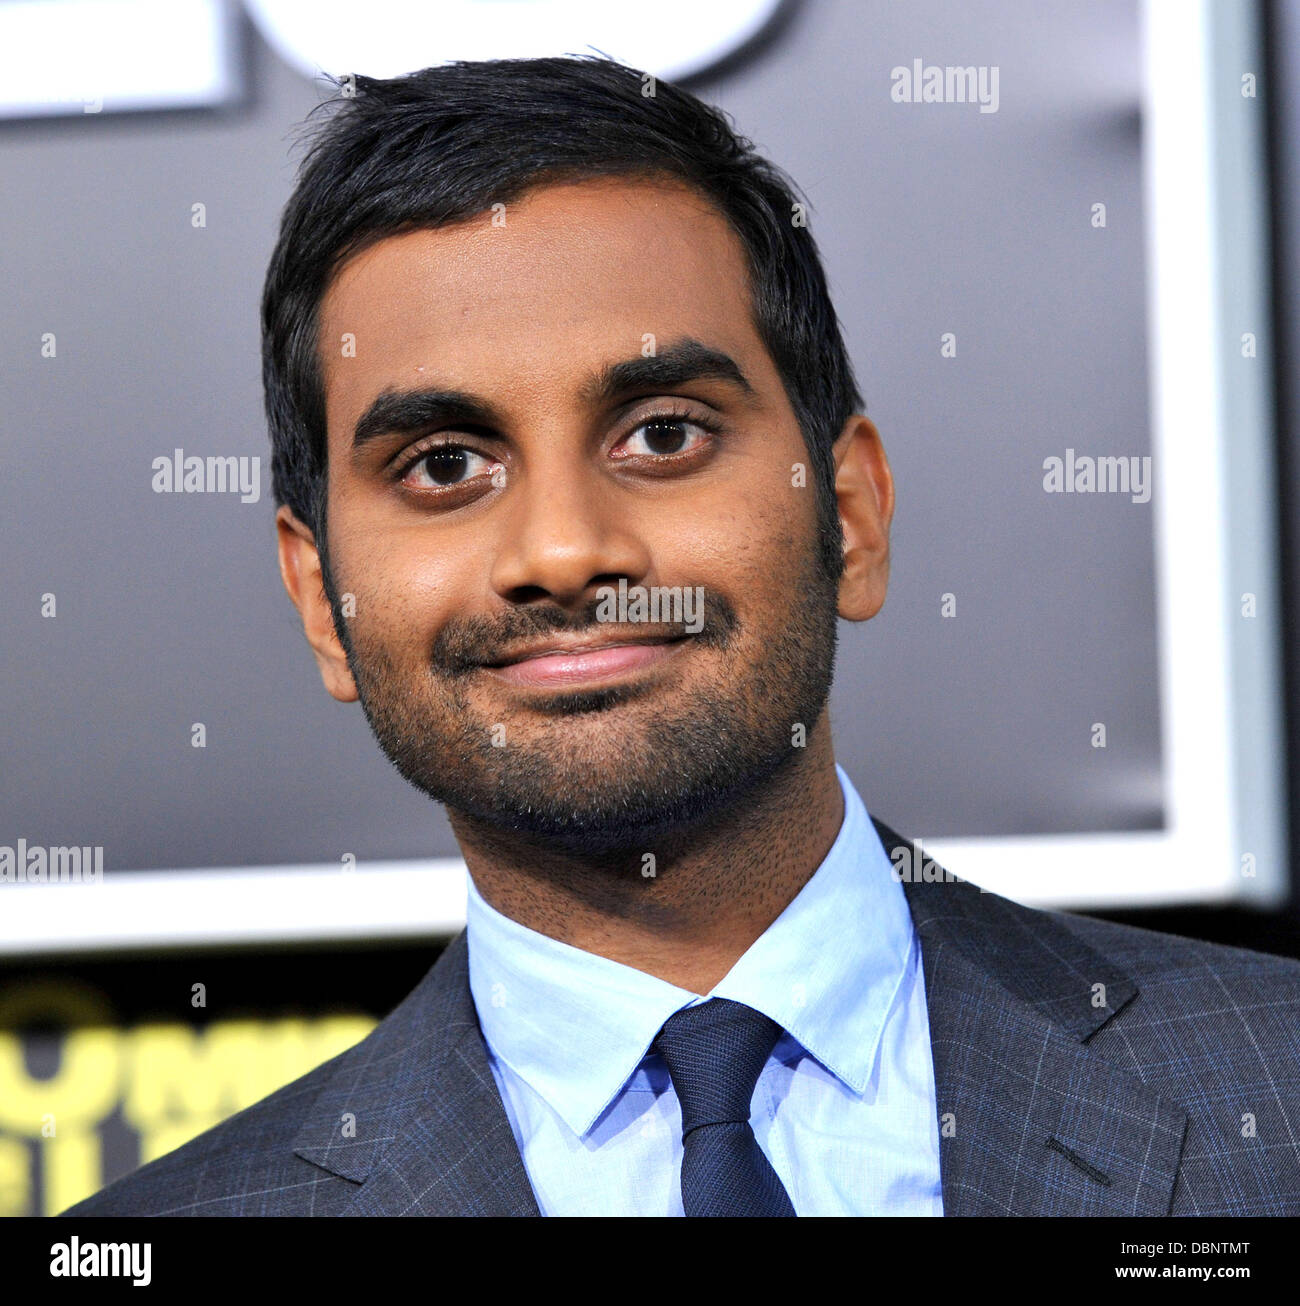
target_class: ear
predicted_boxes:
[833,415,894,622]
[275,505,359,703]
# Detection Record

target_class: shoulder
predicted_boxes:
[1056,905,1300,1004]
[60,940,469,1218]
[60,1043,355,1217]
[1050,907,1300,1110]
[1053,910,1300,1213]
[904,853,1300,1085]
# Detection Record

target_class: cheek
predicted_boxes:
[331,520,473,652]
[667,439,812,566]
[686,467,813,584]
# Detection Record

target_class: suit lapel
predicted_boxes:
[292,931,540,1216]
[874,818,1189,1215]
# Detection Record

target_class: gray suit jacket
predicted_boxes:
[63,820,1300,1216]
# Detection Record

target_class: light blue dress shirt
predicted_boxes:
[465,764,944,1216]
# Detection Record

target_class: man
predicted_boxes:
[66,55,1299,1217]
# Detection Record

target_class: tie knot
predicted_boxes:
[651,998,784,1136]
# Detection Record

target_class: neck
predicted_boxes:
[449,716,846,995]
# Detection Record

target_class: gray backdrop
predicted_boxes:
[1,0,1161,872]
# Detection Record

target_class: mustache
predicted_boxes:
[432,587,739,676]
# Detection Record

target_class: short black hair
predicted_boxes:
[261,54,862,583]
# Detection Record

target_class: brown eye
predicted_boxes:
[423,448,471,483]
[402,444,497,489]
[620,416,712,458]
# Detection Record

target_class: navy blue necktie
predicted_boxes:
[652,997,797,1217]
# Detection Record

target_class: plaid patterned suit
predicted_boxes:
[62,820,1300,1216]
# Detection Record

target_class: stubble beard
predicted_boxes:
[332,554,841,858]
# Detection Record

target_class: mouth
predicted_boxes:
[480,633,692,689]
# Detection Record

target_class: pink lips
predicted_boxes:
[487,639,686,688]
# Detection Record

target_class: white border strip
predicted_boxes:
[0,862,468,957]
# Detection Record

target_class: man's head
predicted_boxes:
[268,56,893,856]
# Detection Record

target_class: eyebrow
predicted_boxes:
[350,337,756,452]
[579,337,756,406]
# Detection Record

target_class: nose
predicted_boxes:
[487,456,651,611]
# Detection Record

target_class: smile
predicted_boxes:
[482,635,691,689]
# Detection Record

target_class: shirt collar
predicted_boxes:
[465,764,915,1137]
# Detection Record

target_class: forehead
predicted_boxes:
[316,176,767,429]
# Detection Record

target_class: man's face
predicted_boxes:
[303,176,845,855]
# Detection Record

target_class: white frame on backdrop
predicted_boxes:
[1,0,1288,955]
[925,0,1287,910]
